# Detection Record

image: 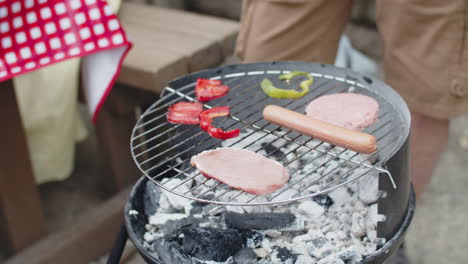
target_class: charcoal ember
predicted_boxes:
[143,181,161,215]
[357,174,380,204]
[225,212,296,230]
[254,248,268,259]
[273,247,299,263]
[276,214,306,232]
[233,247,257,264]
[351,213,366,238]
[328,188,352,207]
[261,142,284,159]
[312,194,334,208]
[153,238,200,264]
[308,237,334,259]
[298,200,324,219]
[317,257,345,264]
[190,194,215,214]
[242,230,264,248]
[295,255,316,264]
[338,250,357,263]
[264,230,282,238]
[182,227,245,262]
[160,217,205,236]
[189,206,203,215]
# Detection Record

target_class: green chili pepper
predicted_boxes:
[261,71,313,99]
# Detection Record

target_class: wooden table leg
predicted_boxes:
[0,80,47,255]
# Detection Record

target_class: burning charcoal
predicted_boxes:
[298,200,325,219]
[242,230,264,248]
[261,142,284,159]
[308,237,334,259]
[293,233,312,244]
[189,206,203,215]
[338,249,358,263]
[264,230,282,238]
[182,227,244,262]
[272,247,299,263]
[161,178,191,211]
[317,257,345,264]
[203,204,225,216]
[351,213,366,238]
[160,216,205,236]
[190,194,215,215]
[143,181,162,215]
[233,247,257,264]
[153,238,200,264]
[312,194,334,208]
[225,212,296,230]
[328,188,352,207]
[295,255,316,264]
[143,232,161,243]
[254,248,268,259]
[357,174,380,204]
[325,231,346,245]
[293,241,310,256]
[149,213,187,226]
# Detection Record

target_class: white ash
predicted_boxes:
[138,130,386,264]
[298,200,324,219]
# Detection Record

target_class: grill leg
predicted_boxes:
[0,80,47,255]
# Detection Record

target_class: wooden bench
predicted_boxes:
[2,2,238,262]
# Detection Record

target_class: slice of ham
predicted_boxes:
[305,93,379,131]
[190,148,290,195]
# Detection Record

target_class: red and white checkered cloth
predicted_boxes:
[0,0,132,122]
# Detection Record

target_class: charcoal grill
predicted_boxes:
[108,62,415,264]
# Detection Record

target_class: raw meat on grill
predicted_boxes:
[190,148,290,195]
[305,93,379,131]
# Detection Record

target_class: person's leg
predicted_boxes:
[236,0,353,64]
[410,113,449,197]
[376,0,468,198]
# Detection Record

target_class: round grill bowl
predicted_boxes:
[130,61,412,240]
[106,61,416,264]
[117,176,415,264]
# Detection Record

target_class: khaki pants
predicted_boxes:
[236,0,468,119]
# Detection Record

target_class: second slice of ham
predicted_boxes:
[190,148,290,195]
[305,93,379,131]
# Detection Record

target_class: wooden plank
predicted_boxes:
[0,80,47,255]
[120,2,238,60]
[120,2,238,43]
[5,187,132,264]
[118,40,189,93]
[95,84,157,194]
[121,19,223,72]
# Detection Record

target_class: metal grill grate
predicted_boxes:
[130,67,405,206]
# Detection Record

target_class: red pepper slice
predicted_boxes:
[200,106,230,119]
[199,114,212,131]
[200,106,240,139]
[195,78,230,102]
[199,106,240,140]
[207,126,240,140]
[166,102,203,124]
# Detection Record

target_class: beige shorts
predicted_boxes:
[236,0,468,119]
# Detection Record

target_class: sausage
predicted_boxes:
[263,105,377,154]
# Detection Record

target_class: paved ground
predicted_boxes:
[406,116,468,264]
